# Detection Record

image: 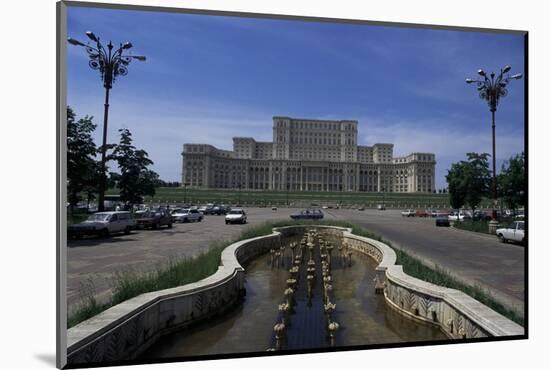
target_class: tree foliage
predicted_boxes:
[462,153,491,211]
[111,128,159,206]
[498,152,525,211]
[446,153,491,211]
[446,162,467,210]
[66,107,100,206]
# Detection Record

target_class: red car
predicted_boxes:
[416,210,429,217]
[136,209,173,229]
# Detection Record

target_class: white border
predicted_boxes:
[2,0,547,369]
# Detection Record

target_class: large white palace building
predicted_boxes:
[181,116,436,193]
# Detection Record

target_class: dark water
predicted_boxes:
[143,240,446,359]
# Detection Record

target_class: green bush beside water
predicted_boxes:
[68,220,523,328]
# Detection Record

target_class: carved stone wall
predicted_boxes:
[341,230,523,339]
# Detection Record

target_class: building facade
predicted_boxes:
[182,116,436,193]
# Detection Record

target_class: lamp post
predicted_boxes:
[68,32,146,211]
[286,183,289,207]
[465,66,522,233]
[183,182,189,205]
[237,183,242,206]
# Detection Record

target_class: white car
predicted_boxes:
[496,221,525,244]
[225,208,247,224]
[68,211,135,238]
[401,209,415,217]
[448,211,471,222]
[172,208,203,223]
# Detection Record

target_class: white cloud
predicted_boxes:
[358,116,524,189]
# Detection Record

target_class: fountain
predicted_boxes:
[273,322,286,350]
[142,228,447,358]
[324,301,336,316]
[327,320,339,347]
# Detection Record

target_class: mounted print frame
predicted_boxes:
[57,1,528,368]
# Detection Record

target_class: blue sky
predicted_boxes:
[66,6,525,189]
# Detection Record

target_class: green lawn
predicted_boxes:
[119,187,482,209]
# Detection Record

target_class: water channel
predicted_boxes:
[143,230,446,359]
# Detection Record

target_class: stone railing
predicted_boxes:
[66,232,280,365]
[341,229,524,339]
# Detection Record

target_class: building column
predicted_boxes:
[377,167,381,192]
[204,156,210,188]
[355,164,360,191]
[244,162,249,190]
[181,152,186,185]
[268,163,273,190]
[300,166,303,191]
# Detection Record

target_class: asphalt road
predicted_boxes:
[328,208,525,314]
[66,208,304,311]
[66,207,525,317]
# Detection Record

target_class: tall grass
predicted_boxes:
[68,279,111,328]
[110,245,225,305]
[68,246,224,328]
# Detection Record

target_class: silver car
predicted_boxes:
[172,208,203,223]
[68,211,135,238]
[225,208,247,224]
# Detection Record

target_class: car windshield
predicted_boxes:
[87,213,110,222]
[228,210,242,215]
[518,223,524,230]
[141,211,160,218]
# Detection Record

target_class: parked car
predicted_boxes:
[68,211,135,238]
[172,208,203,223]
[515,213,525,220]
[416,209,429,217]
[272,206,278,211]
[358,206,365,211]
[225,208,247,224]
[401,209,416,217]
[435,216,450,227]
[472,210,492,221]
[290,209,324,220]
[448,210,471,222]
[136,209,173,229]
[377,204,386,210]
[430,209,439,217]
[211,204,228,215]
[496,221,525,244]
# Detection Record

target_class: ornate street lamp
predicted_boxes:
[465,66,522,231]
[68,32,146,211]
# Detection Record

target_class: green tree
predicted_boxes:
[462,152,491,212]
[66,107,99,207]
[111,128,159,207]
[498,152,525,211]
[446,153,491,213]
[446,161,467,210]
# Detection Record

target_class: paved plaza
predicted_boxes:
[67,207,525,316]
